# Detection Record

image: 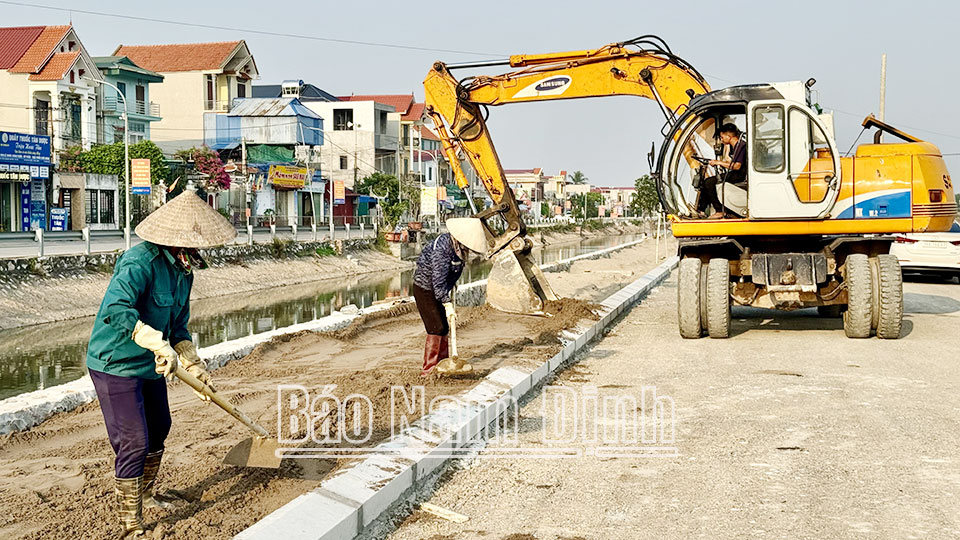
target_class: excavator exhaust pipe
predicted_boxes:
[486,249,559,315]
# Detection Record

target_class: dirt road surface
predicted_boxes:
[0,238,671,539]
[386,275,960,540]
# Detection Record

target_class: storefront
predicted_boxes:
[0,131,51,232]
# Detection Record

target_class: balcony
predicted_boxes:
[375,132,397,151]
[205,100,232,113]
[103,97,160,118]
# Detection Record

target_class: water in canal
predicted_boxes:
[0,234,644,400]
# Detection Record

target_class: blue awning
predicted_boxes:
[209,141,240,151]
[357,195,377,204]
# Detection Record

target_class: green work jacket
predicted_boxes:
[85,242,193,379]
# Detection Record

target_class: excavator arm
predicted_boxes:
[424,36,710,314]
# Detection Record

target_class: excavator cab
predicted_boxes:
[656,81,843,221]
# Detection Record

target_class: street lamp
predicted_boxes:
[88,78,131,249]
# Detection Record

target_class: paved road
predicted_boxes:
[0,226,376,259]
[386,275,960,540]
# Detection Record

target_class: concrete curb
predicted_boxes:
[236,255,679,540]
[0,238,649,435]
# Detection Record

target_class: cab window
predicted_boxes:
[752,105,785,172]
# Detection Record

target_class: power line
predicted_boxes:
[0,0,505,58]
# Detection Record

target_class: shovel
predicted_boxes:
[486,249,559,315]
[174,367,283,469]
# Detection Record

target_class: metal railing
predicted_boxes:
[204,100,232,112]
[103,97,160,117]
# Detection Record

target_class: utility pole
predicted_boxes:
[879,53,887,122]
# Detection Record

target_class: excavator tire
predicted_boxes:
[678,257,703,339]
[843,254,873,338]
[706,258,731,338]
[875,254,903,339]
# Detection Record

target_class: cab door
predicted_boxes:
[747,100,841,219]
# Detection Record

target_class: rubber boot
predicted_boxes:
[142,450,175,510]
[115,476,145,538]
[421,335,443,375]
[438,334,450,362]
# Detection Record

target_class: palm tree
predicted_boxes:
[567,170,588,185]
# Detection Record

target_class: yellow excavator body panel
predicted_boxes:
[673,141,956,237]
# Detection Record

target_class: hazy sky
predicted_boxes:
[4,0,959,186]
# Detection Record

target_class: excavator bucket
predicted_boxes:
[486,250,559,315]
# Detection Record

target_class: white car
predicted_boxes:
[890,221,960,282]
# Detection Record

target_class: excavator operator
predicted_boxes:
[698,123,747,219]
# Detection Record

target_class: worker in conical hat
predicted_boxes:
[412,218,489,376]
[85,190,236,538]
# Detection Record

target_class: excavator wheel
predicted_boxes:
[875,254,904,339]
[843,254,873,339]
[677,258,703,338]
[705,258,731,338]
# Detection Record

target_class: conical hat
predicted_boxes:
[446,218,490,254]
[135,190,236,248]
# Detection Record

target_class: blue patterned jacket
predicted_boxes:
[413,233,463,302]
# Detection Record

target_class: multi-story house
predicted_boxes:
[203,97,323,227]
[92,56,163,144]
[113,40,258,151]
[0,25,104,231]
[504,168,545,212]
[596,186,636,216]
[304,96,399,188]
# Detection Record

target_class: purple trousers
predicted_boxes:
[89,368,171,479]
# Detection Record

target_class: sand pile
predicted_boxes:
[0,240,671,539]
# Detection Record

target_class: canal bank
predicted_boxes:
[0,227,650,400]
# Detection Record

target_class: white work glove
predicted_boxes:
[132,321,178,379]
[174,340,214,402]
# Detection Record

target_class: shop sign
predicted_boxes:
[131,159,151,195]
[420,186,437,216]
[268,165,308,189]
[50,207,68,231]
[0,131,51,180]
[334,180,345,205]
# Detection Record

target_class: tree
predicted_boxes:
[62,140,170,185]
[567,170,588,185]
[357,172,411,229]
[570,192,603,220]
[630,175,660,217]
[174,146,230,192]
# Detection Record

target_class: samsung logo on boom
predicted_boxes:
[535,77,570,91]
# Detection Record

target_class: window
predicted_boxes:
[237,82,246,98]
[205,75,214,110]
[117,82,126,100]
[135,84,144,102]
[68,101,81,141]
[34,100,49,136]
[99,190,114,224]
[85,190,97,224]
[752,105,785,173]
[339,155,348,169]
[69,70,74,84]
[333,109,353,131]
[402,124,410,147]
[787,107,835,204]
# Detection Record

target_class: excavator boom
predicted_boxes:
[424,36,710,314]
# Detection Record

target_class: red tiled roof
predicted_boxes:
[0,26,44,69]
[401,102,425,122]
[9,25,70,73]
[337,94,414,113]
[415,125,440,141]
[113,41,241,72]
[28,51,79,81]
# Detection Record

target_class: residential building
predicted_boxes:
[92,56,163,144]
[203,97,323,226]
[541,169,567,202]
[0,25,104,231]
[113,40,258,152]
[253,80,338,102]
[596,186,637,216]
[304,96,399,188]
[504,168,545,212]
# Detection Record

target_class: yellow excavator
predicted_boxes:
[424,35,957,338]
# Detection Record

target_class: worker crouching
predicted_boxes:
[413,218,489,376]
[85,190,236,538]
